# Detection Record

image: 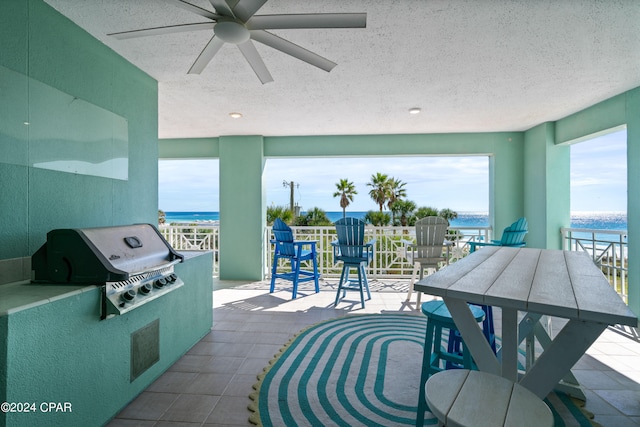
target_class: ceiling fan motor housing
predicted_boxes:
[214,19,250,44]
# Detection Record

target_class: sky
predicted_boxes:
[569,129,627,212]
[158,129,627,213]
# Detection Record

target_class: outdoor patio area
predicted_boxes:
[106,279,640,427]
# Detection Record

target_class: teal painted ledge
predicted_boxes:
[0,251,213,427]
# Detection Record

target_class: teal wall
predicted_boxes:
[219,136,266,280]
[159,137,219,159]
[524,123,570,249]
[1,253,213,427]
[0,0,159,261]
[489,134,526,235]
[265,133,506,157]
[555,94,626,144]
[627,89,640,315]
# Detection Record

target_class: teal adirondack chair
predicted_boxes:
[331,217,375,308]
[468,217,528,253]
[270,218,319,299]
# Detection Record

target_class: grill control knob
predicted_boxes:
[121,289,136,302]
[154,277,167,289]
[139,283,153,295]
[167,273,178,283]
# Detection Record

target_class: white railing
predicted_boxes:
[265,225,492,279]
[561,227,628,302]
[159,224,630,302]
[160,224,220,276]
[158,223,491,280]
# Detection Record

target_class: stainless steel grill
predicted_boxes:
[32,224,184,319]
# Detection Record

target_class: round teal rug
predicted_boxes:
[249,313,595,427]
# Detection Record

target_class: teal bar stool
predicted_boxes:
[416,300,485,427]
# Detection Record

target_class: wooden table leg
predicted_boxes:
[519,320,606,399]
[517,313,587,400]
[501,307,518,382]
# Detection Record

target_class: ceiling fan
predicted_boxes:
[108,0,366,84]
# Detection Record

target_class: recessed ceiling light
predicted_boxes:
[409,108,421,115]
[229,112,242,119]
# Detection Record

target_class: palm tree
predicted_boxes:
[158,209,166,225]
[387,178,407,207]
[267,205,293,225]
[414,206,440,219]
[439,208,459,222]
[294,207,332,226]
[367,172,390,212]
[390,199,417,226]
[364,210,391,226]
[333,179,357,218]
[387,177,407,224]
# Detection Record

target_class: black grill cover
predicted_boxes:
[32,224,183,283]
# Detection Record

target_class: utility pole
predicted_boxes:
[282,180,299,217]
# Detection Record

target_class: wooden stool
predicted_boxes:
[426,370,553,427]
[421,300,485,375]
[416,300,485,427]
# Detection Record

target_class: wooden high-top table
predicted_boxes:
[414,246,638,399]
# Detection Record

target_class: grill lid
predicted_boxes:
[32,224,183,283]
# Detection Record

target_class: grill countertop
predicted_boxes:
[0,280,94,316]
[1,252,207,317]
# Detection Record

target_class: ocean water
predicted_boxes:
[569,211,628,231]
[162,211,627,230]
[163,211,220,223]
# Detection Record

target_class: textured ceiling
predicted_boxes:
[45,0,640,139]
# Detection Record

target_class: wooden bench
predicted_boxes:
[425,369,552,427]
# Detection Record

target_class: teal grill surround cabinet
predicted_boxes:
[0,252,213,427]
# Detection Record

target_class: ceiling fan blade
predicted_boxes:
[167,0,220,20]
[209,0,235,17]
[109,22,215,39]
[250,30,336,72]
[237,40,273,84]
[232,0,267,23]
[188,36,225,74]
[247,13,367,30]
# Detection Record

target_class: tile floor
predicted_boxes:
[107,279,640,427]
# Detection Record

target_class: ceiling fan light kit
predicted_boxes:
[107,0,366,84]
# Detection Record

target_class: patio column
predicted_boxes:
[219,135,266,280]
[523,122,570,250]
[491,135,526,236]
[626,87,640,316]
